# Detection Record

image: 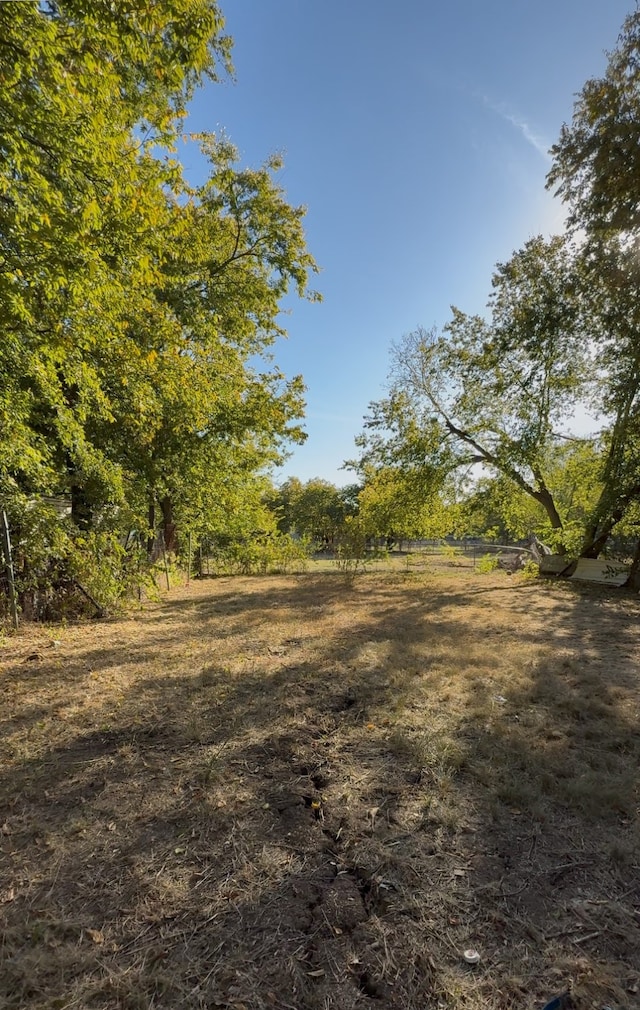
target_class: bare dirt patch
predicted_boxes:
[1,569,639,1009]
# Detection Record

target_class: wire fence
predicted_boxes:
[364,538,535,567]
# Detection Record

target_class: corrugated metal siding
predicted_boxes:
[570,558,629,586]
[540,555,629,585]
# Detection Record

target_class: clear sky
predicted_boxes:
[185,0,632,487]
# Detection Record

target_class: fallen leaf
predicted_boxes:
[174,846,186,855]
[1,888,15,903]
[86,928,104,944]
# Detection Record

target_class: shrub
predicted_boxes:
[66,532,158,614]
[476,553,499,573]
[206,534,309,576]
[333,518,370,577]
[520,559,540,580]
[440,542,461,559]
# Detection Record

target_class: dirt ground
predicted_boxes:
[1,564,639,1010]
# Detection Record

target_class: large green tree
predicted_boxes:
[0,1,318,614]
[0,1,319,597]
[547,9,640,559]
[270,478,347,544]
[461,441,603,553]
[83,138,316,548]
[356,236,595,553]
[354,9,640,562]
[548,8,640,236]
[356,466,457,544]
[0,0,229,507]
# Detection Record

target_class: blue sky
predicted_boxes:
[185,1,632,486]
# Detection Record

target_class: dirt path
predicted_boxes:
[1,569,639,1009]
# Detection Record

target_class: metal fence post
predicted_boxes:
[160,531,170,590]
[1,511,19,631]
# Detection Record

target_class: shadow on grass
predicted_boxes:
[1,572,639,1009]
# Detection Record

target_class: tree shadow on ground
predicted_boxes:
[1,572,639,1009]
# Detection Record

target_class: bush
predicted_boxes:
[333,518,370,578]
[520,559,540,580]
[440,542,463,563]
[66,532,159,614]
[2,525,159,622]
[205,534,309,576]
[476,553,499,573]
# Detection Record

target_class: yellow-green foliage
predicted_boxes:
[209,535,309,576]
[476,553,499,573]
[520,559,540,580]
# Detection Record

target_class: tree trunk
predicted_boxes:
[161,496,178,554]
[532,487,566,554]
[580,537,607,559]
[579,505,625,558]
[579,484,640,559]
[71,481,92,529]
[625,536,640,591]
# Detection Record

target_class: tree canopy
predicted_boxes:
[0,0,318,610]
[548,8,640,237]
[269,478,353,544]
[354,236,603,553]
[0,1,319,607]
[546,9,640,557]
[352,9,640,565]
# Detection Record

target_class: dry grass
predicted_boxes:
[1,565,639,1010]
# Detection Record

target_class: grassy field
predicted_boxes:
[1,563,639,1010]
